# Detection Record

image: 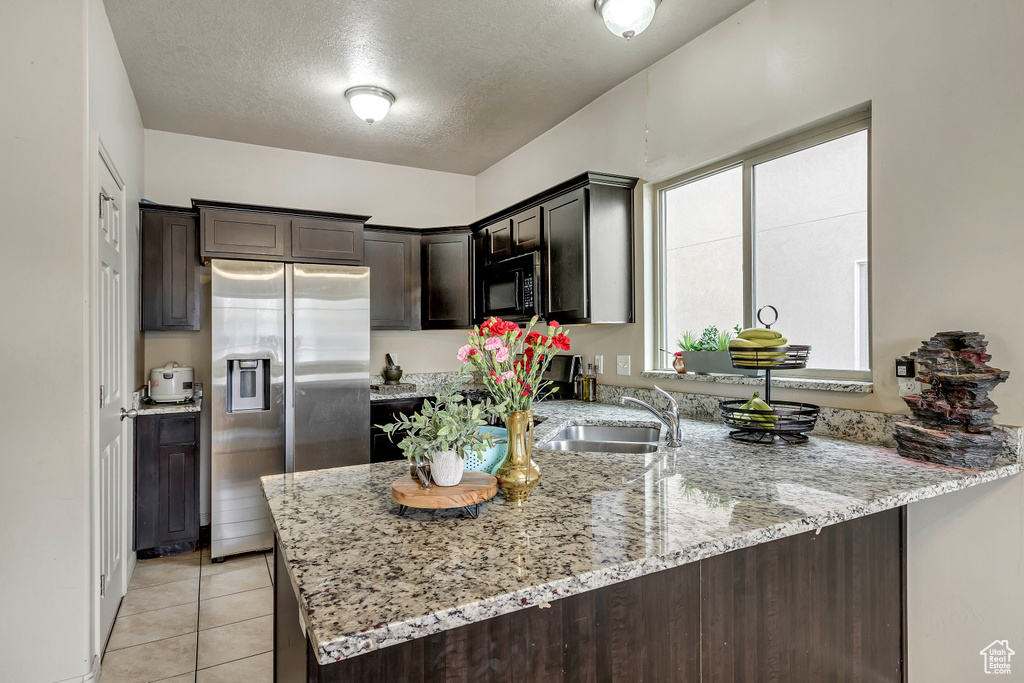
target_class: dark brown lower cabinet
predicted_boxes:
[275,507,904,682]
[134,413,200,558]
[369,398,426,463]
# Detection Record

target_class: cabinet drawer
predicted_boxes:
[291,217,363,263]
[159,415,197,446]
[370,397,426,425]
[201,209,288,259]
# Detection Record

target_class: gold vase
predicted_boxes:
[672,355,687,374]
[495,410,541,504]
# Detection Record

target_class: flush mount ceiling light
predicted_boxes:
[344,86,395,124]
[595,0,661,40]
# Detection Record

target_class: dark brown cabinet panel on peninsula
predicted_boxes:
[140,206,200,331]
[134,413,200,558]
[364,229,420,330]
[284,507,904,682]
[421,232,472,329]
[291,216,363,263]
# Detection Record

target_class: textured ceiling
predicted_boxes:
[104,0,753,174]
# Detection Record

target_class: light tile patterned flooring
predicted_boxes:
[99,546,274,683]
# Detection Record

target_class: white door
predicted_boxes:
[96,148,128,645]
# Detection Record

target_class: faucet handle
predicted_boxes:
[653,385,678,412]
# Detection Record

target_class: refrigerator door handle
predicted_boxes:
[285,264,295,474]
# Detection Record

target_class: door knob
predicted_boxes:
[120,407,138,421]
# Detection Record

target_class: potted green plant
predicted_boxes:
[377,369,496,487]
[675,325,761,377]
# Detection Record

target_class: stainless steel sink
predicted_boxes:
[543,440,659,454]
[541,425,662,454]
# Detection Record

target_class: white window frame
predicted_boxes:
[652,109,872,381]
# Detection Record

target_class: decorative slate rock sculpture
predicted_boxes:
[895,331,1009,468]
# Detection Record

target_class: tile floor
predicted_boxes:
[99,546,274,683]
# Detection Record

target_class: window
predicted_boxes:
[654,111,870,379]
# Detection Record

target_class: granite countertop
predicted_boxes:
[370,382,489,402]
[262,401,1021,665]
[132,384,203,415]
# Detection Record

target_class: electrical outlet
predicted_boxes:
[616,355,631,376]
[897,378,921,397]
[594,355,604,374]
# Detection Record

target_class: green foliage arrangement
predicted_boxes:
[676,324,742,352]
[377,368,496,463]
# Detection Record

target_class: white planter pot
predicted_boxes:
[430,450,465,487]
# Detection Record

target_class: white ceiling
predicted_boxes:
[104,0,753,175]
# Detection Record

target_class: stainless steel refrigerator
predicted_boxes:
[211,259,370,560]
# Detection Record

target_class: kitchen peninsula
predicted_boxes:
[263,403,1021,682]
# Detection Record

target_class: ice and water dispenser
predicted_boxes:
[226,358,271,412]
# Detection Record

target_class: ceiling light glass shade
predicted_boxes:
[344,86,395,124]
[595,0,659,40]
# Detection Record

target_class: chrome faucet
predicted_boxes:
[619,386,683,447]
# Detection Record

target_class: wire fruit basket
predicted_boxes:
[720,399,820,445]
[719,306,821,445]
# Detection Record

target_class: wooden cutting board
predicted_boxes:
[392,471,498,510]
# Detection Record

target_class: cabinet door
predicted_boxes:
[542,187,589,323]
[365,231,419,330]
[291,217,364,263]
[485,219,513,262]
[157,443,197,543]
[141,211,200,331]
[421,233,471,329]
[472,230,487,323]
[134,414,199,553]
[512,206,541,253]
[201,209,288,259]
[370,398,425,463]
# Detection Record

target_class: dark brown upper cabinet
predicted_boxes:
[141,205,200,331]
[201,208,288,260]
[484,219,513,262]
[543,188,589,323]
[511,206,541,253]
[471,172,638,326]
[364,228,420,330]
[291,216,363,263]
[542,180,635,325]
[194,200,370,264]
[421,231,472,329]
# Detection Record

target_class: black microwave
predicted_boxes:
[478,252,542,322]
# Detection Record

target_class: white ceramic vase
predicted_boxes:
[430,450,465,487]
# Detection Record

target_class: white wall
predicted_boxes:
[143,131,475,523]
[0,1,144,679]
[0,1,91,681]
[88,0,146,668]
[476,1,1024,679]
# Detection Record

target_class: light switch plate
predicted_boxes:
[616,355,630,376]
[594,355,604,374]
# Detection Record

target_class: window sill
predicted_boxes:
[640,370,874,394]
